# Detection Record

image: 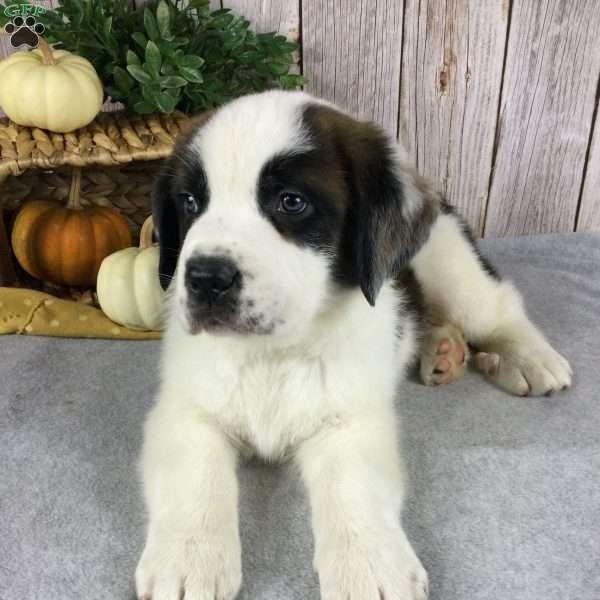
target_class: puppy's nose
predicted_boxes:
[185,256,241,304]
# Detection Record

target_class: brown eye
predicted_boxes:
[179,193,199,215]
[278,193,308,215]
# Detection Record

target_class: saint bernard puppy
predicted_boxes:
[136,91,572,600]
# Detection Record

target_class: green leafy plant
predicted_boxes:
[0,0,304,114]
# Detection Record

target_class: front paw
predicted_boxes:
[315,531,428,600]
[136,529,241,600]
[475,338,572,397]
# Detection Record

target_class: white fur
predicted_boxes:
[138,281,426,600]
[137,91,570,600]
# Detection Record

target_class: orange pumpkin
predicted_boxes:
[11,168,132,286]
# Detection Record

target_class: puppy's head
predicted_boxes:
[154,91,436,337]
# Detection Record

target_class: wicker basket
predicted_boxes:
[0,110,190,292]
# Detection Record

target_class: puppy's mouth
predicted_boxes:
[184,301,240,335]
[183,301,275,336]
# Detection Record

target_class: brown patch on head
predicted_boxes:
[297,102,440,305]
[254,100,441,304]
[255,106,355,256]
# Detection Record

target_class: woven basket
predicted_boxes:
[0,111,190,292]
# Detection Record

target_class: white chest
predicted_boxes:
[216,352,333,458]
[161,285,415,460]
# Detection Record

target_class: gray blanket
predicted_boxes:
[1,232,599,600]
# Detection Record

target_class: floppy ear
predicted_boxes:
[351,139,439,305]
[152,111,215,290]
[344,122,438,305]
[303,104,439,305]
[152,162,179,290]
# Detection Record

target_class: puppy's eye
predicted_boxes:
[179,193,199,215]
[278,193,308,215]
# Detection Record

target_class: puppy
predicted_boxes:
[136,91,572,600]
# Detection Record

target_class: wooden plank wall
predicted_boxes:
[578,106,600,231]
[1,0,599,237]
[398,0,508,234]
[302,0,403,137]
[484,0,600,237]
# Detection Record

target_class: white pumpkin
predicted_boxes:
[0,39,103,133]
[97,217,165,331]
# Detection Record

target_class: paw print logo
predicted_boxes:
[4,15,45,49]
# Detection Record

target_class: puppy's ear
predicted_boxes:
[152,162,179,290]
[350,137,439,305]
[152,111,215,290]
[305,105,439,305]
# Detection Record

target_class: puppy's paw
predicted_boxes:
[315,532,428,600]
[475,338,572,397]
[136,529,241,600]
[420,323,469,386]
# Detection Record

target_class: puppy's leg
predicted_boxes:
[411,210,572,396]
[136,400,241,600]
[296,417,428,600]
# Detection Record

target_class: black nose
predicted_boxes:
[185,256,241,304]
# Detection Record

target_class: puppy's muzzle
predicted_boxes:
[185,256,241,307]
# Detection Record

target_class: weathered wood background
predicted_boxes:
[1,0,599,237]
